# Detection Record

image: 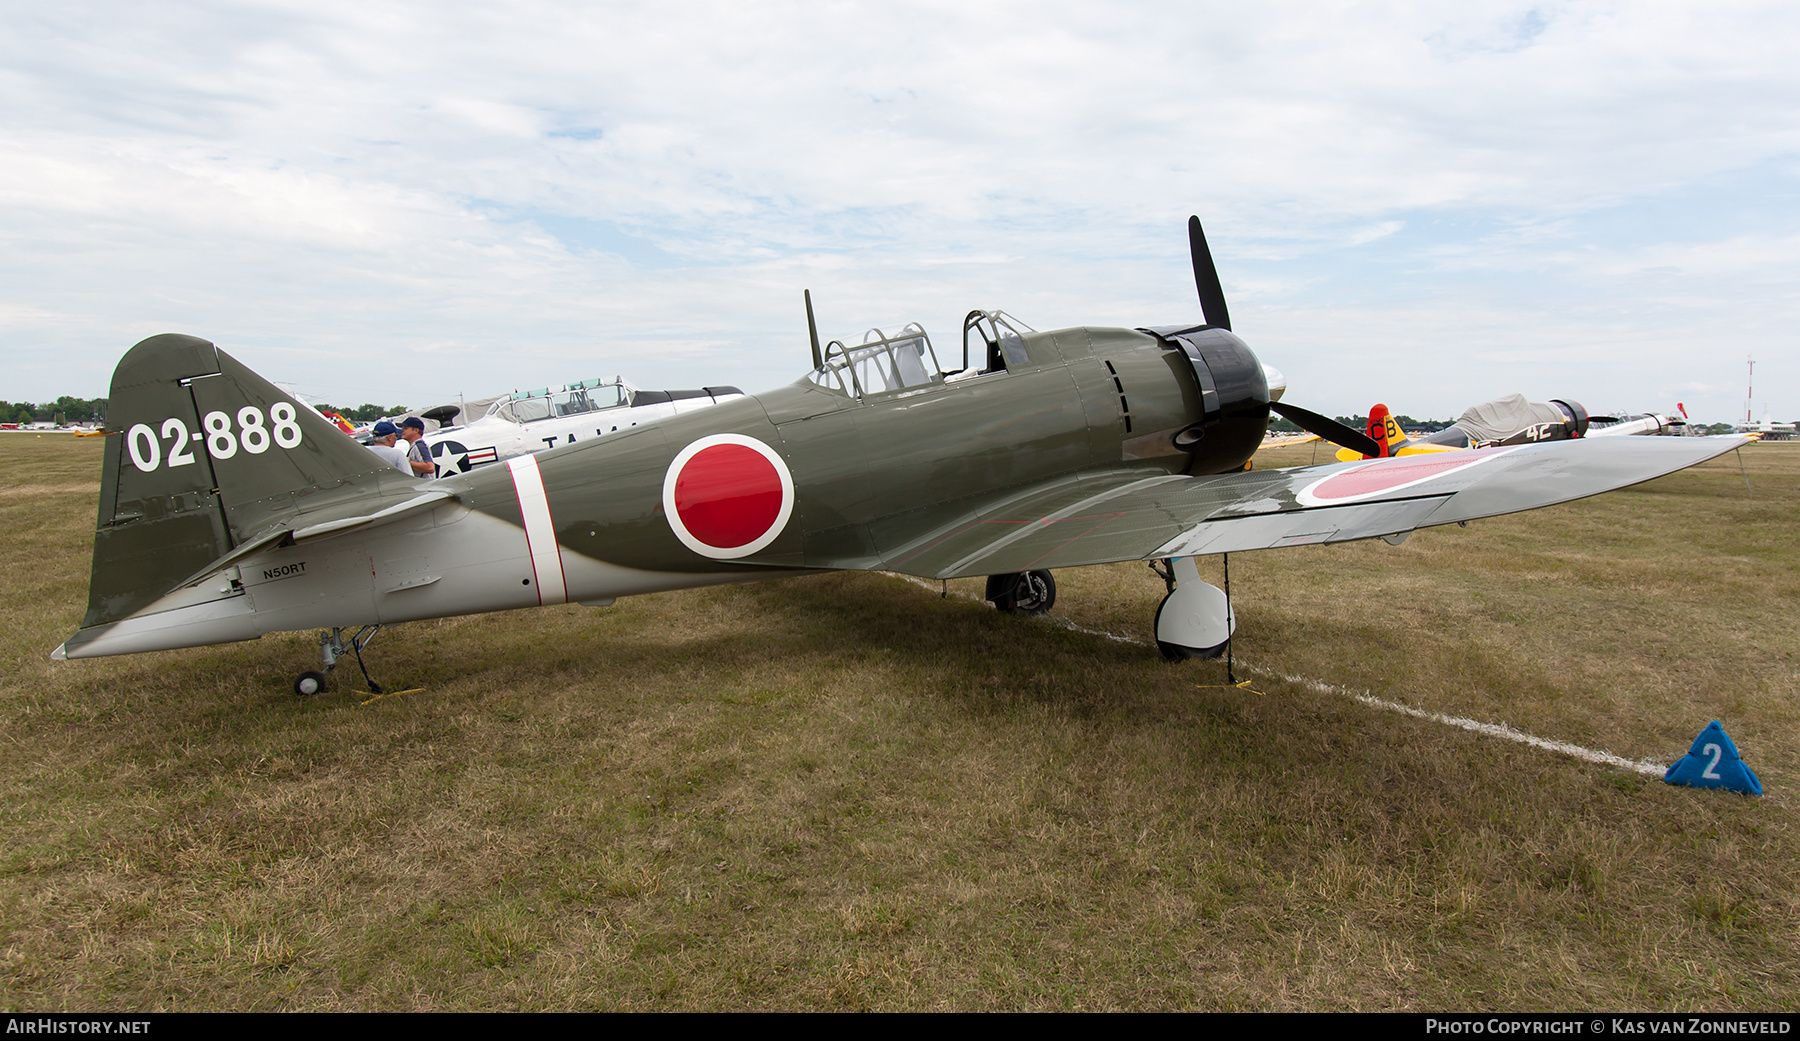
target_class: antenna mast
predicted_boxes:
[1747,355,1755,425]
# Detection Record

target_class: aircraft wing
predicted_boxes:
[881,435,1748,580]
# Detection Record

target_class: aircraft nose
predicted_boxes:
[1263,364,1287,402]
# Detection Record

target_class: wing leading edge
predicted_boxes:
[880,436,1749,580]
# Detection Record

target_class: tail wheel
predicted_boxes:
[987,570,1056,616]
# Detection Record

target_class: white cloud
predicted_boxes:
[0,1,1795,422]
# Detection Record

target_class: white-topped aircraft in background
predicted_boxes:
[421,377,744,475]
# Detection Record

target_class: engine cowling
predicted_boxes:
[1142,325,1271,474]
[1550,399,1590,438]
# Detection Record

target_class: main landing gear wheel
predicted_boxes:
[293,670,327,696]
[1149,557,1234,661]
[987,570,1056,615]
[1153,594,1226,662]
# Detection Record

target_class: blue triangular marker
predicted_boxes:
[1664,721,1762,795]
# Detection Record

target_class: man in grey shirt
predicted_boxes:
[400,417,436,478]
[366,420,409,474]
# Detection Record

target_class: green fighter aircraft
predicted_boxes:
[55,217,1746,694]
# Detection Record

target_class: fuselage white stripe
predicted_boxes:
[507,454,567,605]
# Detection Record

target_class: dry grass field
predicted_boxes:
[1,434,1795,1011]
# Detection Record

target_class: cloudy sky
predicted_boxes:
[4,1,1796,422]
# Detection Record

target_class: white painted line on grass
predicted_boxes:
[1268,672,1669,776]
[888,573,1670,775]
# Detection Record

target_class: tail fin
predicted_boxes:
[1364,404,1392,457]
[82,334,404,627]
[1336,403,1413,462]
[1372,403,1415,456]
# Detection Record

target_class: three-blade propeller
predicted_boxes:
[1186,215,1381,459]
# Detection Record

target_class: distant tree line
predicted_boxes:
[0,396,107,425]
[1270,414,1455,434]
[1272,414,1749,437]
[0,398,418,426]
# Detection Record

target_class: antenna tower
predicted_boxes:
[1747,356,1755,425]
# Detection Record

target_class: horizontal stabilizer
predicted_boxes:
[163,489,459,595]
[292,490,456,542]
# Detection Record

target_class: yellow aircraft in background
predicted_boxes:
[1332,402,1465,461]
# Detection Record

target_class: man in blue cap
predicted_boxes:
[366,420,408,474]
[400,416,437,478]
